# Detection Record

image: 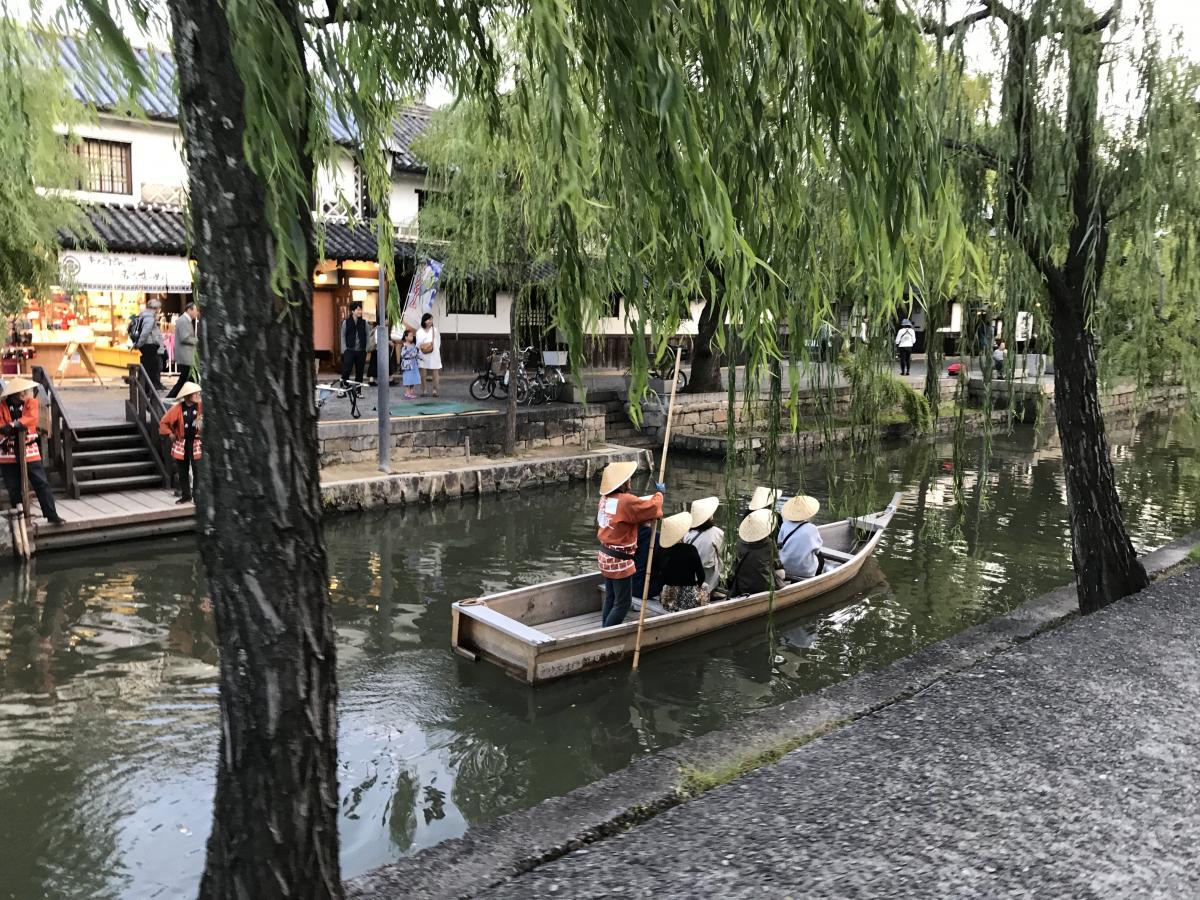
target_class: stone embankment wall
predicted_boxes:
[317,405,606,468]
[636,388,853,440]
[321,447,651,512]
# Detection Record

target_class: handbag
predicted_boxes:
[419,327,435,354]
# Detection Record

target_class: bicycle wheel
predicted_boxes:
[677,369,688,391]
[515,377,532,405]
[469,374,494,400]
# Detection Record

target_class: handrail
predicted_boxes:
[125,364,173,488]
[30,365,80,499]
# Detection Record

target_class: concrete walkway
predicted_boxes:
[480,566,1200,899]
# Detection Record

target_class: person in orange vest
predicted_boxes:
[596,460,664,627]
[0,378,64,524]
[159,382,202,504]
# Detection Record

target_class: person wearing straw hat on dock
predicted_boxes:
[778,494,824,580]
[655,511,708,612]
[0,378,64,524]
[596,460,664,627]
[727,507,780,597]
[683,496,724,594]
[159,382,203,504]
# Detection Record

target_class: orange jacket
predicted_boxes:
[0,396,40,464]
[159,400,203,441]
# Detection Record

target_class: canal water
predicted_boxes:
[2,412,1197,899]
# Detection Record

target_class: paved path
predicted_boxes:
[483,567,1200,899]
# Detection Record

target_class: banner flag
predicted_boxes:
[402,259,443,331]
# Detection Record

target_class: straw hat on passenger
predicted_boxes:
[748,486,780,511]
[175,382,202,401]
[689,495,720,529]
[659,512,693,549]
[738,508,776,544]
[0,377,37,399]
[599,460,639,495]
[781,495,820,523]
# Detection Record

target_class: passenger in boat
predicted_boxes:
[596,460,664,627]
[778,494,823,580]
[655,512,709,612]
[727,508,781,597]
[746,485,779,517]
[684,495,724,593]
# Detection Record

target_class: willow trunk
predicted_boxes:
[1047,281,1149,614]
[167,0,342,897]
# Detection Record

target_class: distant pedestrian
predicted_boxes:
[993,340,1007,378]
[399,329,421,399]
[816,321,832,362]
[895,318,916,376]
[131,298,165,390]
[159,382,202,504]
[0,378,64,524]
[340,302,368,386]
[167,302,200,399]
[416,313,442,397]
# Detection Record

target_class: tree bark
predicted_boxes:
[922,295,945,411]
[1047,277,1149,613]
[167,1,342,897]
[685,265,725,393]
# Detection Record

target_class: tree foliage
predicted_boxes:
[0,24,88,318]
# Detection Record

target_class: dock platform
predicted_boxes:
[27,489,195,552]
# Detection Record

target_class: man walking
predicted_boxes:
[895,318,917,376]
[339,302,368,386]
[132,298,166,390]
[167,302,200,399]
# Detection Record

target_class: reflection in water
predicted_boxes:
[1,412,1197,899]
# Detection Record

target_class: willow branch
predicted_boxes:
[942,137,1006,171]
[305,0,363,27]
[1078,2,1120,35]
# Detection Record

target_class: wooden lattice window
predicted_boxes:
[74,138,132,195]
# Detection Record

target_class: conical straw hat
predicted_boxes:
[748,486,780,511]
[689,496,719,529]
[175,382,202,400]
[781,495,819,522]
[738,508,776,543]
[599,460,638,495]
[0,377,37,399]
[659,512,693,549]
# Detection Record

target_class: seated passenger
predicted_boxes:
[654,512,708,611]
[683,496,724,594]
[746,485,779,518]
[778,495,823,580]
[727,508,780,596]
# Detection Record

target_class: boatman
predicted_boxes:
[0,378,65,524]
[596,460,664,627]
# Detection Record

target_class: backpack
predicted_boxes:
[128,315,144,345]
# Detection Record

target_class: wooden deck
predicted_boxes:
[25,488,195,552]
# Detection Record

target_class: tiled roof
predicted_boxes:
[60,203,412,263]
[50,33,429,170]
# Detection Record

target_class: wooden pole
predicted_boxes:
[16,423,32,522]
[631,346,683,672]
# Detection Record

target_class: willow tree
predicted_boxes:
[47,1,961,898]
[0,25,87,317]
[925,0,1200,612]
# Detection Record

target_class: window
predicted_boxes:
[445,284,498,316]
[74,138,132,194]
[604,292,622,319]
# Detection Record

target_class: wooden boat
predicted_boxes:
[451,492,902,684]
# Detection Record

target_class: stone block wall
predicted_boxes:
[317,405,607,468]
[636,388,853,439]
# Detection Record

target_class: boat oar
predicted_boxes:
[632,346,683,672]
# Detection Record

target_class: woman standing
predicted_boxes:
[683,495,724,593]
[596,460,664,628]
[416,313,442,397]
[159,382,203,504]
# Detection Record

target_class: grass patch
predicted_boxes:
[1188,546,1200,563]
[676,720,846,798]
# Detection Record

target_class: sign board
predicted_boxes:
[58,252,193,292]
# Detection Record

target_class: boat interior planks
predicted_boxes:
[452,492,902,684]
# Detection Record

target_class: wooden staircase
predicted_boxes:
[71,422,165,494]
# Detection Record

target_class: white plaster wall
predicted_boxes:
[66,115,187,205]
[389,173,423,233]
[434,290,701,338]
[315,151,358,217]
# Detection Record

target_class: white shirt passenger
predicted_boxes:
[778,520,823,579]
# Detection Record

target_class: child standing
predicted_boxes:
[400,329,421,399]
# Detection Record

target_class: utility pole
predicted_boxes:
[377,217,391,473]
